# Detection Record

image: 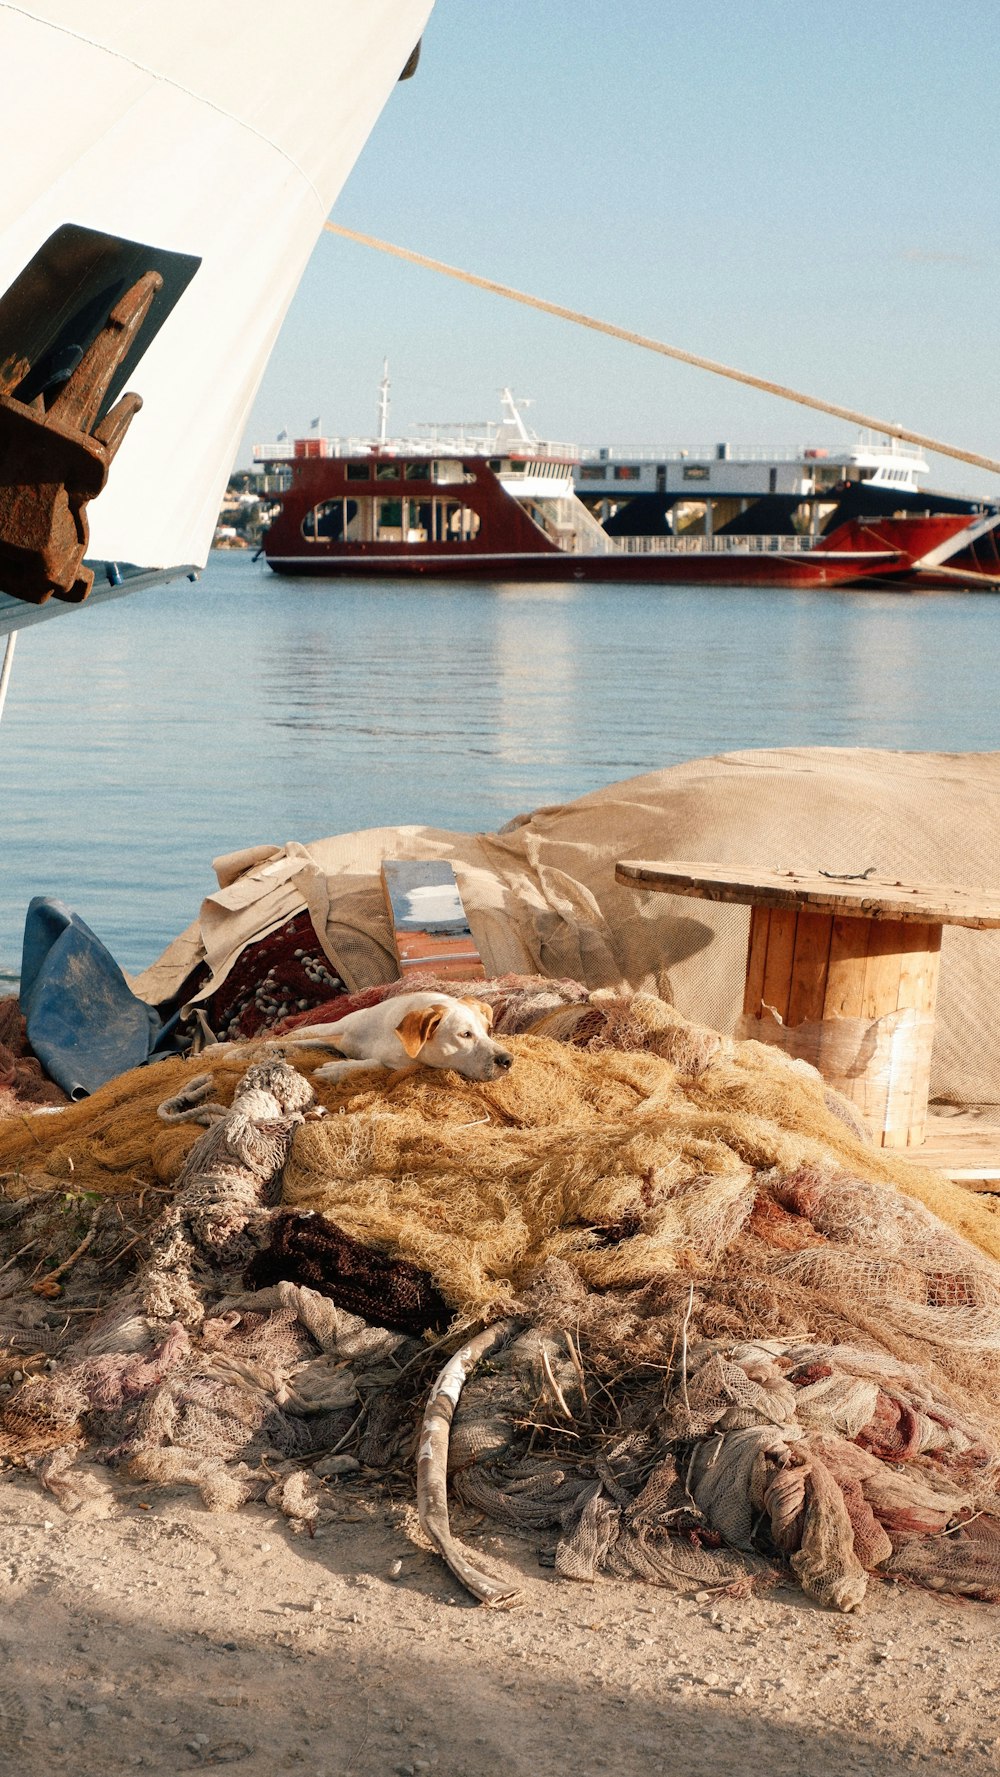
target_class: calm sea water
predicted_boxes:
[2,552,999,981]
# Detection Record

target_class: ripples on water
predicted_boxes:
[1,552,997,975]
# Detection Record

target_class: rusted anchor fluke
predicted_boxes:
[0,269,162,605]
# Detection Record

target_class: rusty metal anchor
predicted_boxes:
[0,269,162,605]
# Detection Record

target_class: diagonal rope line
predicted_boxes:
[325,222,1000,480]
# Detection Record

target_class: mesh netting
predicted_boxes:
[1,998,1000,1609]
[0,996,68,1117]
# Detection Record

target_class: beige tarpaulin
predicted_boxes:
[131,747,1000,1106]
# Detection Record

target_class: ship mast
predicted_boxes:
[500,386,533,446]
[377,358,390,446]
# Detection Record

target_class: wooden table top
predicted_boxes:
[615,859,1000,929]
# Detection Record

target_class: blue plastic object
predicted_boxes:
[19,896,164,1100]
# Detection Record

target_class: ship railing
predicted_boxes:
[577,441,926,467]
[613,533,817,555]
[253,436,580,463]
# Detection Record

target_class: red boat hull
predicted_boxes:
[263,454,988,589]
[265,549,894,587]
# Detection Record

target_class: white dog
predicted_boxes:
[285,991,514,1085]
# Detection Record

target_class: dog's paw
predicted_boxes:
[312,1059,357,1085]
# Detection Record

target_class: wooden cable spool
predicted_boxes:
[616,860,1000,1150]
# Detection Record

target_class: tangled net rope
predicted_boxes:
[1,989,1000,1611]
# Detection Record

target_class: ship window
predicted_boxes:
[405,500,432,541]
[432,458,468,485]
[301,499,358,541]
[404,461,431,480]
[578,465,606,481]
[505,461,524,475]
[682,464,710,481]
[435,499,480,542]
[376,463,399,481]
[487,457,503,472]
[345,462,370,481]
[614,465,642,481]
[375,498,404,541]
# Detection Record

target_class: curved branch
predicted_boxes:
[417,1319,520,1607]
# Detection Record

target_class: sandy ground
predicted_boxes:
[1,1465,998,1777]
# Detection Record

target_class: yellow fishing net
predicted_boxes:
[4,999,1000,1611]
[2,996,998,1325]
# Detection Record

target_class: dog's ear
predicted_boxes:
[395,1003,448,1058]
[458,997,494,1030]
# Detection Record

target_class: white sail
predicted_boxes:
[0,0,433,570]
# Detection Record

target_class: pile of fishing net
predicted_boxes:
[1,990,1000,1611]
[0,996,67,1117]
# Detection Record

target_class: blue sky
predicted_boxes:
[240,1,1000,497]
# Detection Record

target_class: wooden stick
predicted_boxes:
[325,224,1000,479]
[679,1282,696,1428]
[540,1344,574,1421]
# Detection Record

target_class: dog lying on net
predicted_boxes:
[282,990,515,1084]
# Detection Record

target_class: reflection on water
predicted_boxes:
[842,606,923,738]
[493,585,580,769]
[2,554,998,972]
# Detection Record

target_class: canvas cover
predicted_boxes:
[131,747,1000,1107]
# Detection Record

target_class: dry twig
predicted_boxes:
[540,1344,574,1420]
[679,1282,695,1427]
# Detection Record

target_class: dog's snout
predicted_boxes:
[494,1050,514,1071]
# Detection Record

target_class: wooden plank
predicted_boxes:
[742,905,770,1018]
[860,920,905,1021]
[813,916,878,1133]
[615,859,1000,930]
[821,915,870,1020]
[759,907,798,1025]
[857,922,920,1144]
[855,924,901,1137]
[786,910,834,1026]
[897,1113,1000,1186]
[380,860,485,981]
[891,924,942,1148]
[894,923,942,1013]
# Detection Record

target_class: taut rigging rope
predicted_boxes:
[325,222,1000,479]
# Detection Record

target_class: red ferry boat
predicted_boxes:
[258,390,1000,590]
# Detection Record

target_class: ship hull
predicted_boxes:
[265,549,896,587]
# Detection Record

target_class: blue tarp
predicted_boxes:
[19,897,172,1100]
